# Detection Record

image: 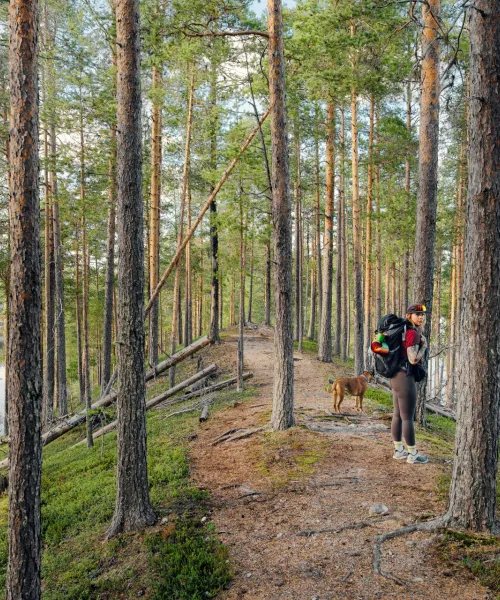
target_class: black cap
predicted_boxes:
[406,303,427,314]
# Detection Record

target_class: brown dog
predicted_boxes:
[329,370,374,413]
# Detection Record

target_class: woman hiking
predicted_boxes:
[391,304,429,464]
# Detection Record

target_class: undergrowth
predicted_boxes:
[434,530,500,598]
[0,366,249,599]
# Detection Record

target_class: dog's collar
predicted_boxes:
[360,373,369,382]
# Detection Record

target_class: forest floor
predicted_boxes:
[189,325,498,600]
[0,324,498,599]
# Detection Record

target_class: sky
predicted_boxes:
[250,0,297,17]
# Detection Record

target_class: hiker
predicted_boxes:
[390,304,429,464]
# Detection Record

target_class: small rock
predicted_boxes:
[406,541,416,547]
[369,504,389,516]
[276,532,284,538]
[246,572,252,578]
[201,516,208,523]
[413,577,424,583]
[160,517,169,524]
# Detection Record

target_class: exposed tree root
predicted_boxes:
[296,516,394,537]
[212,426,267,445]
[373,514,450,585]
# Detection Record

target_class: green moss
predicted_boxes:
[255,428,328,488]
[294,338,318,354]
[0,381,253,598]
[434,529,500,597]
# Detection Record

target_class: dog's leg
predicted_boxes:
[359,394,364,412]
[337,390,344,413]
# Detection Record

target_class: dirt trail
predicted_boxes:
[190,327,489,600]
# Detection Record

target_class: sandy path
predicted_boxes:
[190,327,489,600]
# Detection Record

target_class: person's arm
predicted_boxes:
[407,334,427,365]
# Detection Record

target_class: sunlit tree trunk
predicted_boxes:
[448,0,500,531]
[268,0,294,430]
[108,0,156,537]
[318,100,335,362]
[414,0,440,425]
[7,0,43,595]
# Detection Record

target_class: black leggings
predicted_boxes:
[390,371,416,446]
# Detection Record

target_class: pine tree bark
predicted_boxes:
[80,113,93,448]
[43,129,55,425]
[403,81,412,312]
[7,0,43,595]
[268,0,294,430]
[294,127,303,352]
[184,187,193,346]
[74,220,84,405]
[148,64,162,366]
[363,98,375,367]
[414,0,440,425]
[350,23,364,374]
[448,0,500,531]
[336,109,345,358]
[102,124,116,392]
[318,100,335,362]
[50,122,67,416]
[315,106,323,330]
[170,70,194,387]
[209,58,220,343]
[108,0,156,537]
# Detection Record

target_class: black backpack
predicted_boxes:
[371,314,407,379]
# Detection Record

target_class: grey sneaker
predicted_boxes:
[407,450,429,464]
[393,447,409,460]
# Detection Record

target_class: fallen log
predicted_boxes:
[199,395,216,422]
[0,337,212,470]
[73,364,218,446]
[154,371,254,409]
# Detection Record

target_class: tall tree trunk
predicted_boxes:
[375,156,382,325]
[7,0,43,595]
[50,122,67,416]
[102,124,116,392]
[148,63,162,366]
[198,234,203,337]
[414,0,440,426]
[209,58,220,343]
[74,220,84,405]
[294,127,303,352]
[448,1,500,531]
[363,98,375,367]
[350,22,364,374]
[265,242,271,326]
[247,233,254,323]
[341,112,348,363]
[315,105,323,330]
[318,100,335,362]
[108,0,156,537]
[403,81,412,312]
[268,0,294,430]
[237,191,246,390]
[2,105,10,436]
[43,128,55,425]
[170,70,194,386]
[80,113,93,448]
[184,187,193,346]
[336,108,345,357]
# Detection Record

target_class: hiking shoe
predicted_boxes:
[407,450,429,464]
[393,447,409,460]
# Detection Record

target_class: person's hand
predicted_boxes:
[420,335,428,349]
